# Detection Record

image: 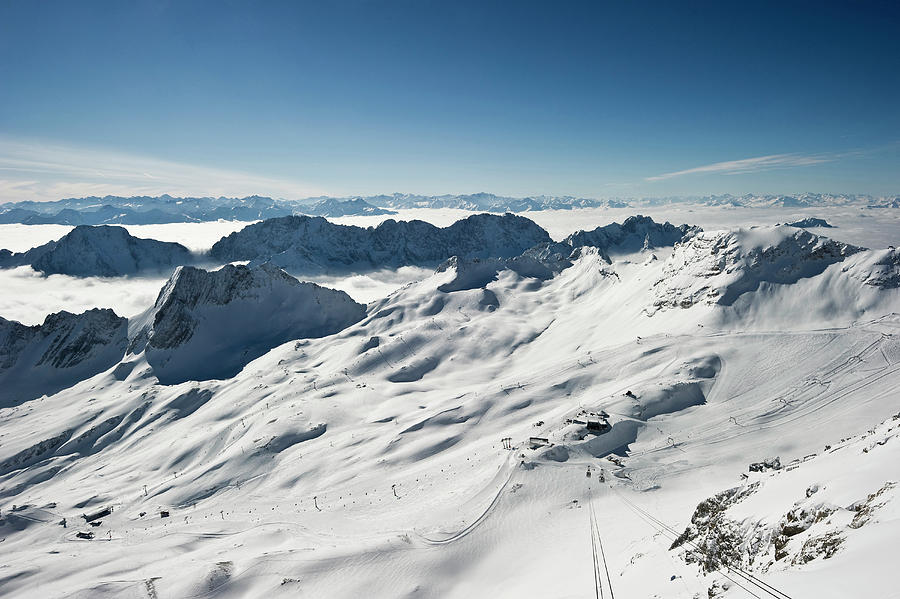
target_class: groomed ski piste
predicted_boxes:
[1,215,899,598]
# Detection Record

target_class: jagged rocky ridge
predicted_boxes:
[208,213,553,273]
[650,226,863,310]
[436,216,700,292]
[0,309,128,405]
[432,217,897,317]
[560,215,701,262]
[129,264,367,384]
[0,225,194,276]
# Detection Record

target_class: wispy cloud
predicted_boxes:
[646,152,837,182]
[0,136,326,203]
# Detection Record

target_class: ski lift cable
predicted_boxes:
[609,485,792,599]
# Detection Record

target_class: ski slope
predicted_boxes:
[0,217,898,598]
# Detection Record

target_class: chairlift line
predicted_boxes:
[588,494,603,599]
[587,476,616,599]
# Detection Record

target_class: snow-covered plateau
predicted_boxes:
[0,207,898,599]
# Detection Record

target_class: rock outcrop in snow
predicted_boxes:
[650,226,862,310]
[207,213,552,273]
[0,225,194,276]
[0,309,127,404]
[130,264,366,384]
[670,412,900,574]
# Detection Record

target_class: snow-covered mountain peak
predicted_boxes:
[651,226,863,311]
[150,263,301,320]
[0,224,194,276]
[133,263,367,383]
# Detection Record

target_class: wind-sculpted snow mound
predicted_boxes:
[130,263,366,384]
[207,213,552,273]
[650,226,862,311]
[0,308,127,404]
[0,225,194,276]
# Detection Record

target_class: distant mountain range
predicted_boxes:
[303,197,397,217]
[673,193,900,208]
[0,192,898,226]
[343,192,630,211]
[0,194,295,225]
[0,193,624,224]
[305,191,898,211]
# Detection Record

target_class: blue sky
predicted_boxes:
[0,0,898,201]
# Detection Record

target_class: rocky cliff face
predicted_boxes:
[207,213,552,273]
[0,309,128,405]
[0,225,194,276]
[131,263,367,384]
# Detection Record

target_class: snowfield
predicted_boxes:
[0,208,898,598]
